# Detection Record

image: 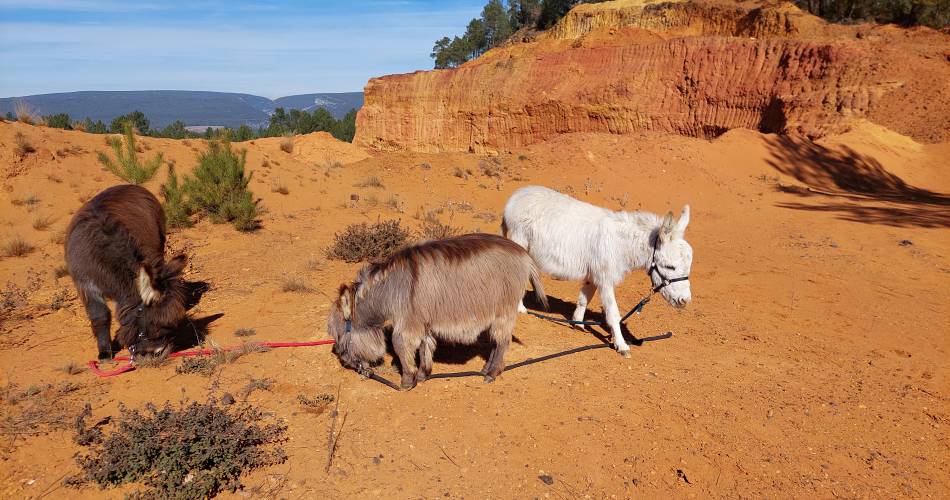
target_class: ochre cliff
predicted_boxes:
[355,0,950,153]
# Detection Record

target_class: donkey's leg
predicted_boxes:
[82,295,114,361]
[482,316,515,382]
[416,334,437,385]
[392,329,424,390]
[599,286,630,357]
[572,281,598,328]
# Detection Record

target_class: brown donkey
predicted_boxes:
[327,233,547,390]
[65,184,188,361]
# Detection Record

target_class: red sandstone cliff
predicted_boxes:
[355,0,950,153]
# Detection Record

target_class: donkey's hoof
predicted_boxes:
[483,375,496,384]
[619,349,631,358]
[400,379,418,391]
[97,352,115,363]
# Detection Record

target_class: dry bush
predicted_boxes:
[58,362,85,375]
[2,236,34,257]
[326,220,410,263]
[297,393,334,415]
[355,176,384,189]
[280,276,312,293]
[47,174,63,183]
[239,377,275,398]
[14,132,36,157]
[11,194,40,208]
[31,214,53,230]
[14,101,38,124]
[270,178,289,195]
[280,135,294,153]
[385,194,405,212]
[418,219,460,240]
[49,288,71,310]
[70,399,287,498]
[53,264,70,279]
[234,327,256,337]
[452,166,470,179]
[0,382,80,449]
[478,159,502,178]
[50,229,66,245]
[306,256,326,271]
[175,343,269,376]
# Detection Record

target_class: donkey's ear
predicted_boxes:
[674,204,690,238]
[161,254,188,281]
[136,267,160,305]
[659,211,675,242]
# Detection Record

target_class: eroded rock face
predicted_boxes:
[355,0,950,153]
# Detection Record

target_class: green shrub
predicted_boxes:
[44,113,72,129]
[97,123,162,184]
[159,140,260,232]
[72,399,287,498]
[185,140,259,231]
[160,165,192,229]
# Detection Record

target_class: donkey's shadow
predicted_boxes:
[170,280,223,351]
[523,293,650,348]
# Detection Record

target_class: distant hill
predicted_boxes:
[0,90,363,129]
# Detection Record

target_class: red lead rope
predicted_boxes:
[87,339,336,378]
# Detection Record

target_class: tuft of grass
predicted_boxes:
[280,276,312,293]
[297,393,334,415]
[305,256,326,272]
[354,176,384,189]
[14,132,36,157]
[326,220,410,263]
[234,327,256,337]
[175,343,269,377]
[239,377,275,398]
[96,123,162,184]
[12,194,39,208]
[2,237,34,258]
[14,101,39,124]
[71,399,287,498]
[31,214,53,231]
[271,178,289,195]
[50,288,71,310]
[51,229,66,245]
[53,265,70,279]
[279,135,294,153]
[58,362,85,375]
[418,219,460,240]
[452,166,469,179]
[385,194,405,212]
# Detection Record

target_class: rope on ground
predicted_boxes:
[87,339,336,378]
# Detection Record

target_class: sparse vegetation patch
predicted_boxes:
[71,399,287,499]
[97,123,163,184]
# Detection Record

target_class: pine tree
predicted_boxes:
[96,122,163,184]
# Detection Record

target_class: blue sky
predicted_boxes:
[0,0,483,98]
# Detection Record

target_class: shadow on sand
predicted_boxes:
[766,136,949,228]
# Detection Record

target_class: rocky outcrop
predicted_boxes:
[355,0,950,153]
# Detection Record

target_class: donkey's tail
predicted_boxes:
[500,218,509,237]
[527,259,548,311]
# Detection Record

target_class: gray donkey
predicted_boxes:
[327,233,547,390]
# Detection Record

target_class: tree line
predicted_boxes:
[793,0,949,28]
[430,0,948,69]
[430,0,602,69]
[5,107,358,142]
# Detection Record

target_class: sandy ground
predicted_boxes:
[0,120,947,498]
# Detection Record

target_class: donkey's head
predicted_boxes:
[328,282,386,375]
[651,205,692,308]
[117,254,189,358]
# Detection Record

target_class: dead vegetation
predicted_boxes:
[1,381,83,452]
[239,377,275,398]
[326,220,410,262]
[280,276,312,293]
[1,236,35,258]
[234,327,256,337]
[70,399,287,498]
[355,175,385,188]
[31,214,53,230]
[175,343,270,376]
[418,218,461,240]
[271,177,289,195]
[280,135,294,153]
[14,132,35,157]
[11,194,39,208]
[297,393,334,415]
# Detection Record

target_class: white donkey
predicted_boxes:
[502,185,692,356]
